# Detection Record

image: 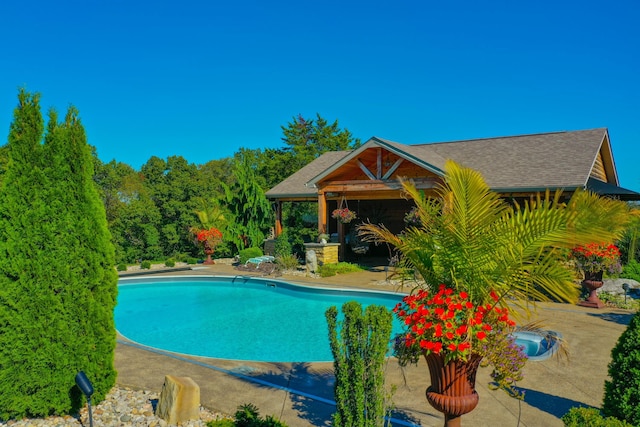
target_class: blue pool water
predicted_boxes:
[116,276,404,362]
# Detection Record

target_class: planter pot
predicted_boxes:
[424,352,482,427]
[203,249,215,265]
[578,270,604,308]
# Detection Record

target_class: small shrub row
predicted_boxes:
[206,403,288,427]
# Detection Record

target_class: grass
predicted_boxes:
[318,262,364,277]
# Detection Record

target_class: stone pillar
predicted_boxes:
[156,375,200,425]
[303,243,340,265]
[263,239,276,256]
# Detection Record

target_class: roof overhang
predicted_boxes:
[305,137,445,187]
[586,177,640,201]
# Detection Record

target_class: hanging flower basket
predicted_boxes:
[332,208,357,224]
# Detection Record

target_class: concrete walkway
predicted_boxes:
[115,263,634,426]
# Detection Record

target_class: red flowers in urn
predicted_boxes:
[570,242,622,275]
[571,242,621,308]
[394,285,517,363]
[393,285,525,426]
[194,227,223,264]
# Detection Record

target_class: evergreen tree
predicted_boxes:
[280,113,360,173]
[0,144,8,186]
[603,311,640,425]
[0,90,117,419]
[222,149,273,251]
[326,302,393,427]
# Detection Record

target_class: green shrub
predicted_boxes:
[187,257,198,265]
[274,231,292,257]
[597,292,639,311]
[562,407,632,426]
[318,262,364,277]
[206,403,288,427]
[603,311,640,425]
[141,260,152,269]
[239,247,263,264]
[276,254,299,270]
[165,259,176,267]
[117,263,128,272]
[326,302,393,427]
[621,260,640,282]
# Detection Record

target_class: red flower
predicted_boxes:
[193,227,223,253]
[571,242,622,274]
[394,285,517,360]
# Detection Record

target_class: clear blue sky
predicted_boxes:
[2,0,639,192]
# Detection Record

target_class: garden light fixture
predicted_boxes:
[622,283,631,303]
[75,371,94,427]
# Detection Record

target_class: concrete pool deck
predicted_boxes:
[115,263,634,426]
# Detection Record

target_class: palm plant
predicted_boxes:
[359,160,632,425]
[359,160,632,312]
[193,197,227,230]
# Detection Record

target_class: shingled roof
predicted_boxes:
[417,128,613,192]
[265,151,350,199]
[266,128,639,200]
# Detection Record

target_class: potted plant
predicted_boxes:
[359,160,631,427]
[571,242,622,308]
[193,227,223,264]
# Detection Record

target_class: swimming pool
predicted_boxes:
[116,276,404,362]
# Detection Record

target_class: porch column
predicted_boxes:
[274,201,282,237]
[318,191,327,233]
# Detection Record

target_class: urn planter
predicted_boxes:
[203,249,215,265]
[425,352,483,427]
[578,270,605,308]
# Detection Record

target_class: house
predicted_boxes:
[266,128,639,261]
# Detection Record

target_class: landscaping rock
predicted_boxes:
[156,375,201,425]
[599,278,640,296]
[306,250,318,273]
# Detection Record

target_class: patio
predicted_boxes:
[115,262,632,426]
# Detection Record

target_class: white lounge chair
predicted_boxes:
[245,255,275,268]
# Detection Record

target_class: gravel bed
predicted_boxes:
[0,386,230,427]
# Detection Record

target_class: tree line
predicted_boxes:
[0,91,359,418]
[0,107,360,264]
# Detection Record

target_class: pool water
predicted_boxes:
[116,277,404,362]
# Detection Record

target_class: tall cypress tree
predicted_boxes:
[0,90,117,419]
